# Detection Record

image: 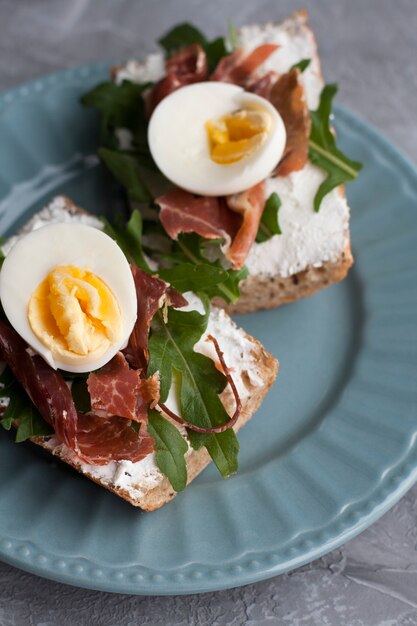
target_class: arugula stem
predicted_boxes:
[176,240,236,302]
[308,139,359,178]
[176,239,200,264]
[156,310,213,427]
[258,223,271,238]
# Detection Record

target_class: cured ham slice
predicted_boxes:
[148,43,278,113]
[87,352,159,422]
[157,184,265,270]
[124,266,187,370]
[148,44,208,114]
[157,188,241,246]
[211,44,279,85]
[167,286,189,309]
[76,413,155,465]
[226,181,266,269]
[270,68,311,176]
[0,321,78,450]
[0,322,156,465]
[247,70,278,99]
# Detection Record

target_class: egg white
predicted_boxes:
[0,223,137,373]
[148,81,286,197]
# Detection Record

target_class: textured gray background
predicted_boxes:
[1,1,417,624]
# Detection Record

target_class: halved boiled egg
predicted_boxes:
[0,223,137,373]
[148,82,286,197]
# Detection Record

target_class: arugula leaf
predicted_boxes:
[159,23,208,54]
[213,265,248,303]
[147,409,188,491]
[99,148,153,204]
[0,368,52,441]
[309,84,363,211]
[101,209,152,272]
[291,58,311,73]
[158,22,228,72]
[158,262,229,293]
[14,401,52,443]
[148,298,239,478]
[71,378,91,413]
[256,192,282,243]
[85,80,150,151]
[204,38,229,71]
[80,80,148,124]
[172,234,246,303]
[101,213,245,301]
[227,20,240,50]
[0,409,13,431]
[81,80,150,150]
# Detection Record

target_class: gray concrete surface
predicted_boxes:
[0,1,417,624]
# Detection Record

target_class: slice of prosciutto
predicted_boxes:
[76,413,154,466]
[156,184,265,270]
[247,70,278,99]
[270,68,311,176]
[210,44,279,85]
[226,181,266,269]
[87,352,160,423]
[124,266,187,370]
[0,321,156,465]
[147,43,208,115]
[0,320,78,450]
[157,188,241,247]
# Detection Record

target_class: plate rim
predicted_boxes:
[0,62,417,595]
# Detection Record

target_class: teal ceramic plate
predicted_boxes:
[0,65,416,595]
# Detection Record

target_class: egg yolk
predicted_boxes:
[206,108,272,165]
[28,265,123,362]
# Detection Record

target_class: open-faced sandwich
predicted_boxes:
[0,196,277,510]
[82,10,362,313]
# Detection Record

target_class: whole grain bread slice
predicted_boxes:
[5,197,278,511]
[112,10,354,315]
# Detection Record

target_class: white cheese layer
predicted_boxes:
[246,166,350,277]
[115,12,350,278]
[1,196,104,256]
[3,202,264,499]
[238,14,324,110]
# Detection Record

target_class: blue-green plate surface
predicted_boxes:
[0,64,416,595]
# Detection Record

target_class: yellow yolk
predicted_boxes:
[206,109,272,165]
[28,265,123,362]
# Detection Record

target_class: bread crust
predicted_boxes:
[219,239,353,314]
